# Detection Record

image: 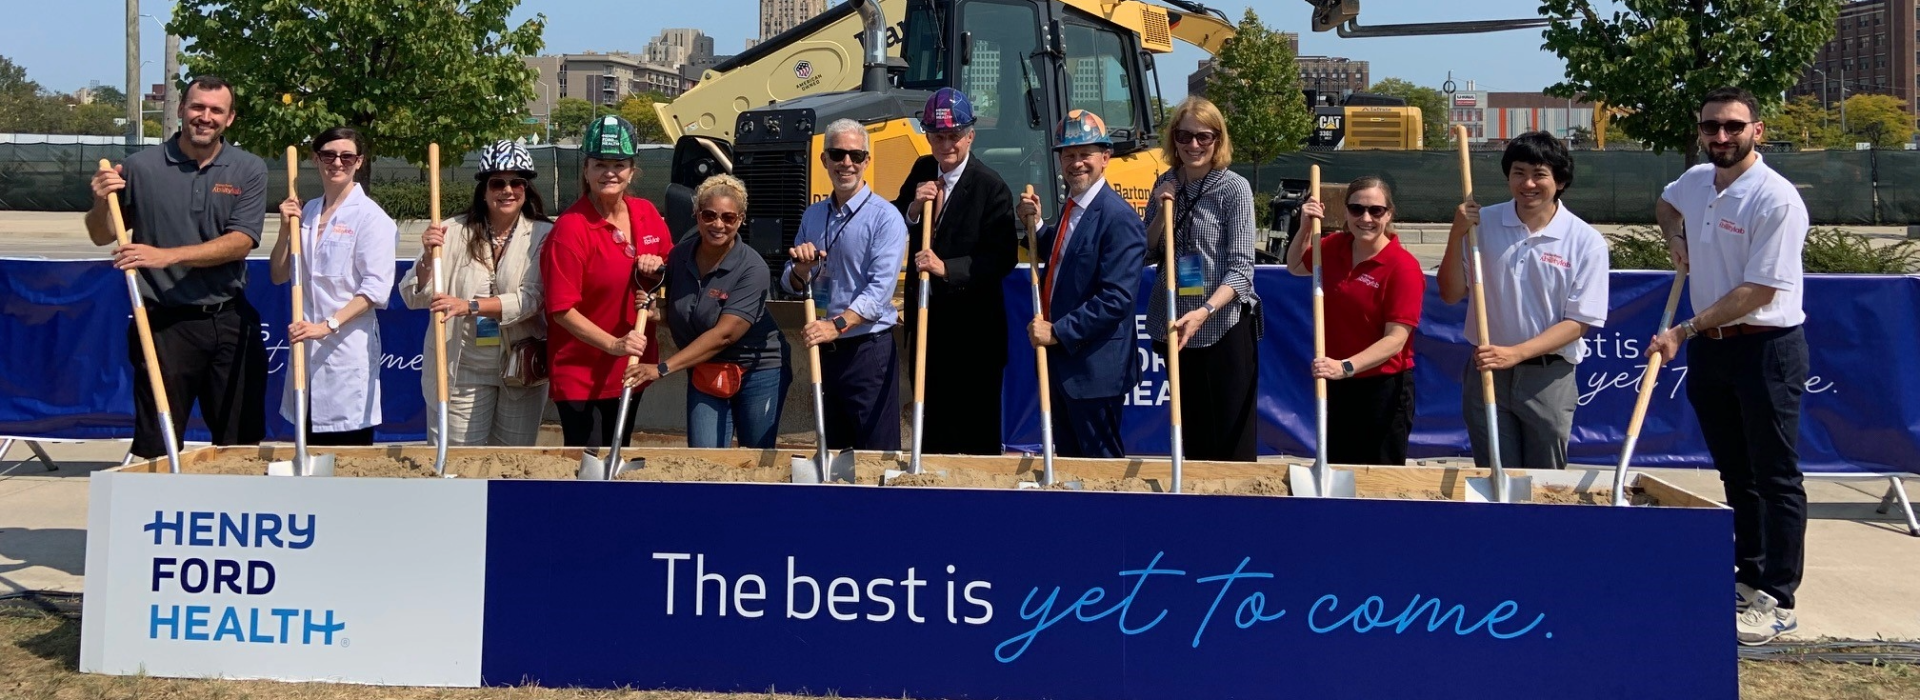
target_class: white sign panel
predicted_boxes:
[81,472,488,686]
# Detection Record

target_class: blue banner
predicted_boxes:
[999,268,1920,475]
[4,258,1917,473]
[0,259,429,442]
[480,480,1734,699]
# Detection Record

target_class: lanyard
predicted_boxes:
[1172,169,1221,254]
[819,189,875,263]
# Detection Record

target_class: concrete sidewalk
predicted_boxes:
[1,439,1913,641]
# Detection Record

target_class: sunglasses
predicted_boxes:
[1346,203,1391,219]
[1172,130,1218,146]
[487,177,528,191]
[1697,120,1753,136]
[697,209,742,226]
[824,148,870,164]
[316,150,362,165]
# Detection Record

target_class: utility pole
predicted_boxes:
[125,0,142,146]
[162,32,180,137]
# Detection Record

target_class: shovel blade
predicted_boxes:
[1465,475,1535,504]
[791,450,856,484]
[266,460,294,476]
[305,453,336,477]
[578,452,609,481]
[1287,464,1356,498]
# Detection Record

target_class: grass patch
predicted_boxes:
[1606,225,1920,273]
[4,608,1915,699]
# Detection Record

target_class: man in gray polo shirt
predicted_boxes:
[86,75,270,458]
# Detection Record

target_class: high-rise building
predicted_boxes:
[755,0,827,49]
[522,52,693,135]
[643,29,716,71]
[1788,1,1916,131]
[1185,32,1365,106]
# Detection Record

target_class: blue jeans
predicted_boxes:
[687,364,791,449]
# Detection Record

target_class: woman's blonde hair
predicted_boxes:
[1160,96,1233,170]
[694,173,748,212]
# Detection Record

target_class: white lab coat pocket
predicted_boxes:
[314,237,356,278]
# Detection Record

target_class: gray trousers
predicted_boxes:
[1461,358,1577,469]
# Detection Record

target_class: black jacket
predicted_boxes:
[893,155,1020,363]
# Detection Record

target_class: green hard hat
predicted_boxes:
[581,115,638,160]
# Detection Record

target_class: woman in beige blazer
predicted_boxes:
[399,141,554,445]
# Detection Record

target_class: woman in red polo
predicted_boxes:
[1287,176,1425,465]
[541,116,673,447]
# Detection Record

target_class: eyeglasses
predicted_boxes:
[1697,120,1753,136]
[487,177,528,191]
[316,150,362,165]
[1172,130,1218,146]
[824,148,870,164]
[697,209,742,226]
[1346,203,1391,219]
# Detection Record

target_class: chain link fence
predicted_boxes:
[5,139,1915,225]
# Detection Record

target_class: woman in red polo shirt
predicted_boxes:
[541,116,673,447]
[1288,176,1425,465]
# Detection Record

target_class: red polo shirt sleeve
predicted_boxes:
[542,209,590,316]
[1380,244,1425,329]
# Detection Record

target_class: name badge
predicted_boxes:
[475,317,502,347]
[1176,253,1206,297]
[812,269,838,306]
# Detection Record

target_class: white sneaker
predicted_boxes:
[1736,582,1761,611]
[1736,592,1797,646]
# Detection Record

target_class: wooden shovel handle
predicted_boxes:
[99,159,173,417]
[1309,165,1326,403]
[428,143,450,405]
[1022,185,1051,413]
[285,147,309,394]
[1455,126,1497,403]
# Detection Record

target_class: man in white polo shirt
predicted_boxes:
[1650,87,1810,647]
[1440,131,1610,470]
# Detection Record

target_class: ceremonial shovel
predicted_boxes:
[579,266,666,480]
[1020,185,1058,487]
[1157,193,1186,494]
[790,263,857,485]
[97,159,183,474]
[1455,126,1533,504]
[887,197,943,485]
[268,147,333,477]
[426,143,451,475]
[1610,268,1688,506]
[1289,165,1355,498]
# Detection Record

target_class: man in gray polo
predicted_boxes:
[86,75,270,458]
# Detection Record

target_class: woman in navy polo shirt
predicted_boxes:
[625,175,790,448]
[1288,177,1426,465]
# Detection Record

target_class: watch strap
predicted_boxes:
[1341,360,1355,378]
[657,362,671,376]
[832,315,850,332]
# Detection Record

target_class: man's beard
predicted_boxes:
[1707,138,1752,168]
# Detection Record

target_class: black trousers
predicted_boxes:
[1687,326,1808,609]
[817,331,901,451]
[1325,370,1414,466]
[307,426,375,446]
[556,394,644,448]
[1050,393,1127,459]
[1154,315,1259,461]
[128,298,268,458]
[912,312,1007,456]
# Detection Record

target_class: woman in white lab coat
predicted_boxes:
[270,126,397,445]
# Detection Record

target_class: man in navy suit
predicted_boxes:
[1017,110,1147,458]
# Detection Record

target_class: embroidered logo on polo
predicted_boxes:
[707,288,729,300]
[212,183,243,196]
[1539,252,1571,269]
[1354,273,1381,289]
[1718,219,1746,235]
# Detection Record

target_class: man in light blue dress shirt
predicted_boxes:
[781,119,909,450]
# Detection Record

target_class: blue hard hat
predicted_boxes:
[1055,109,1112,150]
[921,88,976,131]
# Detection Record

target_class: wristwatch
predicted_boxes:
[324,317,340,333]
[656,362,672,376]
[1680,319,1699,339]
[1201,301,1218,316]
[832,315,850,332]
[468,299,481,315]
[1340,360,1355,378]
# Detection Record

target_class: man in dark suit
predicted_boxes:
[1017,110,1146,458]
[894,88,1020,455]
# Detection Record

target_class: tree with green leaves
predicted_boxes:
[1366,77,1449,149]
[618,92,671,144]
[1837,93,1914,148]
[0,55,34,98]
[550,97,597,143]
[90,85,127,108]
[1206,8,1311,190]
[1766,94,1839,150]
[170,0,545,180]
[1540,1,1837,163]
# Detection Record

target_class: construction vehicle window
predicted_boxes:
[1060,22,1138,135]
[961,0,1051,208]
[902,0,946,86]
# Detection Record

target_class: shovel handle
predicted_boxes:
[1455,126,1498,405]
[284,147,310,394]
[1021,185,1053,416]
[427,143,450,405]
[1160,193,1182,430]
[100,159,173,420]
[914,198,933,405]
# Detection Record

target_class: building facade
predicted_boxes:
[1788,0,1917,130]
[753,0,828,49]
[1185,35,1368,105]
[523,52,692,127]
[1445,86,1597,146]
[643,29,716,71]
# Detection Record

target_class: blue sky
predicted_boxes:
[6,1,1572,99]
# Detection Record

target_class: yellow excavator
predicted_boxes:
[655,0,1236,262]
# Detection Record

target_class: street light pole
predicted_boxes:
[1812,68,1830,133]
[125,0,141,146]
[141,12,179,138]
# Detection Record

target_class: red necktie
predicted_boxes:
[1042,198,1075,319]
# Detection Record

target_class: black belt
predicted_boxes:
[1518,354,1567,367]
[1700,323,1784,340]
[144,299,237,316]
[818,331,887,354]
